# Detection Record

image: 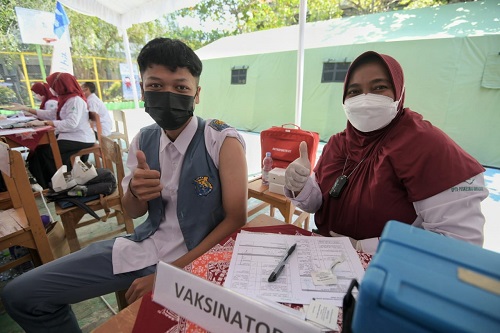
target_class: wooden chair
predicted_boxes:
[56,136,134,252]
[73,111,104,168]
[107,109,129,153]
[247,176,310,230]
[0,141,54,273]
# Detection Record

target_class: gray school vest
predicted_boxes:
[127,118,224,251]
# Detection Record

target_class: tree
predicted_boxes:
[175,0,473,39]
[1,0,470,55]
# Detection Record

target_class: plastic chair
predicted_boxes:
[107,109,129,153]
[55,136,134,252]
[0,140,54,273]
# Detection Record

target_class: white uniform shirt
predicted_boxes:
[287,173,488,249]
[36,99,58,120]
[52,96,95,143]
[86,93,113,136]
[112,116,245,274]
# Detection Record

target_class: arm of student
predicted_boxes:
[171,136,248,268]
[52,98,84,131]
[36,107,57,120]
[121,136,162,218]
[412,173,488,246]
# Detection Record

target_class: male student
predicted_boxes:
[2,37,248,333]
[81,81,113,136]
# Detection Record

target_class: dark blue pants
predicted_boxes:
[1,239,155,333]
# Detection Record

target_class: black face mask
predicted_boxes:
[144,91,195,130]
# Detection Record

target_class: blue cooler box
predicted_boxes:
[353,221,500,333]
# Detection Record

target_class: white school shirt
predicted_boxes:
[112,116,245,274]
[52,96,95,143]
[286,173,488,250]
[36,99,58,120]
[86,93,113,136]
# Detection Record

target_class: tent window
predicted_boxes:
[322,62,350,83]
[231,68,247,85]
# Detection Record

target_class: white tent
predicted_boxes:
[59,0,203,108]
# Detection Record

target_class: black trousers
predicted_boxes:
[28,140,95,189]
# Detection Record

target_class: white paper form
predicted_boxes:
[224,233,365,306]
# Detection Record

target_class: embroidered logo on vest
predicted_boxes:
[193,176,213,196]
[208,119,230,131]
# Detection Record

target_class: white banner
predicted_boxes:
[50,29,73,75]
[50,2,73,75]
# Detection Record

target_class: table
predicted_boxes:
[92,215,287,333]
[248,177,310,229]
[1,126,63,169]
[93,215,372,333]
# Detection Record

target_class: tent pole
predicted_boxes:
[120,26,140,109]
[294,0,307,127]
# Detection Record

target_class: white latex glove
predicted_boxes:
[285,141,311,192]
[26,120,45,127]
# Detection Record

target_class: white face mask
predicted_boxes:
[343,92,402,132]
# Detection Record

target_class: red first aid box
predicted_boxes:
[260,124,320,170]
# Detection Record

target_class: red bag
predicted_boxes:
[260,124,320,171]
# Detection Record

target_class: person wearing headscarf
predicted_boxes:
[27,72,96,189]
[284,51,487,251]
[4,82,58,119]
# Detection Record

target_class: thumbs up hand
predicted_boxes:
[285,141,311,193]
[128,150,163,201]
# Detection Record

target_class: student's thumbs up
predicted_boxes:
[136,150,150,170]
[285,141,311,193]
[129,150,162,201]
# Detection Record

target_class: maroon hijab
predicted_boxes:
[31,82,57,110]
[313,51,484,240]
[46,72,86,120]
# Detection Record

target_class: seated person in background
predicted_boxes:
[1,37,248,333]
[81,81,113,136]
[4,82,58,120]
[27,72,95,189]
[284,51,487,252]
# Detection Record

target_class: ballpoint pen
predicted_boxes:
[268,243,297,282]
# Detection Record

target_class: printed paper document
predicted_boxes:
[224,233,364,306]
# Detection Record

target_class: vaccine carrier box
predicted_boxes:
[352,221,500,333]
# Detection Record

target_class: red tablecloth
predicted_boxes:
[2,126,53,151]
[132,224,372,333]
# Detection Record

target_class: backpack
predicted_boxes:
[45,168,117,220]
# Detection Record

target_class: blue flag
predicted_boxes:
[54,1,70,39]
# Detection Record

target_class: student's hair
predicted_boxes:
[82,82,96,94]
[137,38,202,80]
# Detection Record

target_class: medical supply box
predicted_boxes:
[269,167,286,185]
[353,220,500,333]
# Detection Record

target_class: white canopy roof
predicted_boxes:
[59,0,203,108]
[59,0,202,29]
